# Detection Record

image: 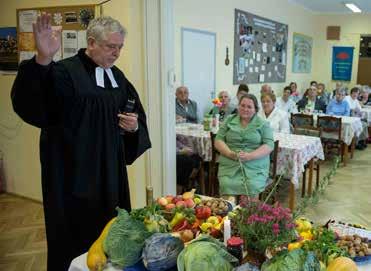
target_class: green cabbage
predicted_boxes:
[103,208,153,268]
[261,249,320,271]
[177,235,238,271]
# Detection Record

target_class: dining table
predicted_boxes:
[274,132,325,210]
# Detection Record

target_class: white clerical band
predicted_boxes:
[95,67,119,88]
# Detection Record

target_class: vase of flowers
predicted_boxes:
[231,197,296,265]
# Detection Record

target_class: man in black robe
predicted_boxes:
[11,14,151,271]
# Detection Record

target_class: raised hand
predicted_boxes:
[33,13,61,65]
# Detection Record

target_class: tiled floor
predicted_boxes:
[302,147,371,227]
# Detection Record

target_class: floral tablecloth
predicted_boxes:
[176,123,212,161]
[361,107,371,126]
[313,114,363,146]
[274,132,325,189]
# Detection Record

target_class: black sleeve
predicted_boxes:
[296,99,304,111]
[123,80,151,165]
[10,57,59,128]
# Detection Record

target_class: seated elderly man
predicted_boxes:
[332,82,343,98]
[276,86,298,114]
[326,88,350,116]
[175,86,198,123]
[261,84,273,95]
[297,86,327,113]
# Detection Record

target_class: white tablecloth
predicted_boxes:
[274,132,324,189]
[69,249,371,271]
[69,253,121,271]
[313,114,363,145]
[176,123,212,161]
[361,107,371,126]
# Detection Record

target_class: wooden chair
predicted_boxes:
[291,113,314,130]
[292,127,322,196]
[317,115,344,163]
[259,140,279,203]
[208,133,219,197]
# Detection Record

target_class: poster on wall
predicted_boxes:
[233,8,288,84]
[17,5,95,63]
[0,27,18,71]
[332,46,354,81]
[292,33,312,73]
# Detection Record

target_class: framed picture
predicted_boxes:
[0,27,18,71]
[292,32,312,73]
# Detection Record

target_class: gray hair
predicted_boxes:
[218,90,229,98]
[336,87,347,96]
[86,16,127,42]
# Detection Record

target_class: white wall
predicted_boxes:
[174,0,321,99]
[313,14,371,90]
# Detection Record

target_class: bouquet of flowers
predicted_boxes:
[211,97,223,115]
[232,197,296,255]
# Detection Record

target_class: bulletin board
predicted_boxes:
[233,9,288,84]
[16,4,98,63]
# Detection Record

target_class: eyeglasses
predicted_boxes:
[98,41,123,51]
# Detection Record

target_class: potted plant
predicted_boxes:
[231,197,296,265]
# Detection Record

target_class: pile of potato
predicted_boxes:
[200,198,230,215]
[336,234,371,257]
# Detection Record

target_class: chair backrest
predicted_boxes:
[210,132,218,163]
[291,113,314,128]
[293,126,322,138]
[270,140,279,180]
[317,115,342,140]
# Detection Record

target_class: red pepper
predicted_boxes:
[172,219,190,232]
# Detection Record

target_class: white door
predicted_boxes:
[182,28,216,121]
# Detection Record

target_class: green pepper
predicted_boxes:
[169,212,185,228]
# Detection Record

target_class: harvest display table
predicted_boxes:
[69,250,371,271]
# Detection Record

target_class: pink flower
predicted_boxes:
[272,223,280,235]
[285,223,296,229]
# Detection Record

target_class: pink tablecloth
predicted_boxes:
[274,132,324,189]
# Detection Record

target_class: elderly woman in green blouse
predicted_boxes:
[214,94,274,199]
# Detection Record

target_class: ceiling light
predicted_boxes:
[345,3,362,13]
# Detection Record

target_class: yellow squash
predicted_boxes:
[326,256,358,271]
[87,217,116,271]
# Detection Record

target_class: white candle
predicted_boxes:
[223,216,231,246]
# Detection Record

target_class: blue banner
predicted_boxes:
[332,46,354,81]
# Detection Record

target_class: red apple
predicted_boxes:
[165,203,175,211]
[184,198,195,208]
[172,195,183,204]
[176,200,186,208]
[157,197,168,207]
